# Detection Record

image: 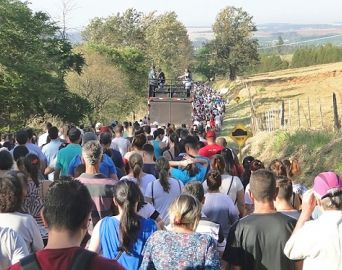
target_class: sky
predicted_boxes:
[27,0,342,31]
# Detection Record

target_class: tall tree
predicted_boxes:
[82,8,146,50]
[144,12,193,79]
[0,0,90,129]
[66,47,130,124]
[212,6,259,80]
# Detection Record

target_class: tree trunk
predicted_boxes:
[229,65,237,81]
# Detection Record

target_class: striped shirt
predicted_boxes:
[77,174,118,229]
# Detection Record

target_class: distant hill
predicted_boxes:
[188,23,342,49]
[66,23,342,48]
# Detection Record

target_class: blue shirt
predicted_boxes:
[152,140,162,159]
[68,154,117,178]
[100,216,157,270]
[25,143,46,163]
[42,139,62,166]
[170,164,207,184]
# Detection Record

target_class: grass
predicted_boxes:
[242,129,339,187]
[217,62,342,186]
[217,61,342,132]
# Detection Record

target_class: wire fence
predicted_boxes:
[250,93,342,133]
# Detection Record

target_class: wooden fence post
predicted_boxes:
[297,99,301,128]
[281,100,285,128]
[307,97,311,128]
[319,99,323,129]
[333,92,341,131]
[288,99,291,129]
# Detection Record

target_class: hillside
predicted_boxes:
[215,62,342,186]
[217,61,342,133]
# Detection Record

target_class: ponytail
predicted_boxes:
[120,200,140,253]
[129,153,143,180]
[133,164,141,179]
[211,154,225,174]
[156,157,170,192]
[114,180,141,253]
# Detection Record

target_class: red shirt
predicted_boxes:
[198,144,224,158]
[8,247,124,270]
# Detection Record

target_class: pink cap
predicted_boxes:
[313,172,342,199]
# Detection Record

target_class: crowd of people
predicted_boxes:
[192,83,225,132]
[0,90,341,270]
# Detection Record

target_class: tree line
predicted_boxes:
[7,1,340,130]
[238,44,342,75]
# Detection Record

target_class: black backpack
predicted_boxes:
[20,249,95,270]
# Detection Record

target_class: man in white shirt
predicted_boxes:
[284,171,342,270]
[110,124,129,157]
[37,122,52,147]
[42,127,62,180]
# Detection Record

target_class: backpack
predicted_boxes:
[20,249,95,270]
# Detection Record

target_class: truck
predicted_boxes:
[148,80,193,126]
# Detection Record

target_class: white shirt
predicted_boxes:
[37,132,48,147]
[138,203,158,220]
[0,227,29,270]
[110,137,129,157]
[145,178,184,224]
[0,212,44,253]
[203,174,244,203]
[244,183,253,204]
[120,174,156,194]
[284,210,342,270]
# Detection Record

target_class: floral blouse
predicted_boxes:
[140,230,220,270]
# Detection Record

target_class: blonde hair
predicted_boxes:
[169,194,201,231]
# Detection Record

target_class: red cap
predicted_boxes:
[206,130,216,138]
[99,126,110,133]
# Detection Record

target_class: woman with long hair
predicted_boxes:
[21,153,51,243]
[88,180,157,270]
[240,156,255,189]
[202,170,239,239]
[0,171,43,253]
[163,132,180,161]
[203,154,245,217]
[244,159,265,215]
[140,194,220,269]
[120,153,156,194]
[283,158,306,210]
[145,157,184,224]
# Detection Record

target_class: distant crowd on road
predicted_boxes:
[0,89,341,270]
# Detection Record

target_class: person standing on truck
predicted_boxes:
[148,66,158,97]
[158,68,165,89]
[178,68,192,97]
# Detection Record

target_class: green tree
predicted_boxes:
[144,12,193,79]
[82,8,146,50]
[194,42,218,81]
[0,0,90,129]
[277,36,284,54]
[66,47,129,124]
[212,6,259,80]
